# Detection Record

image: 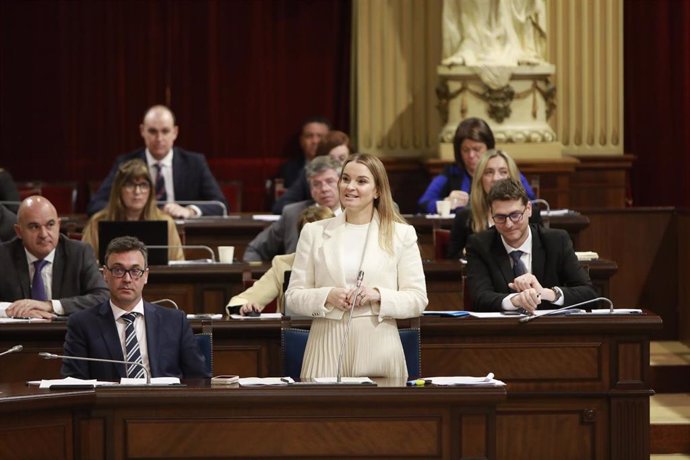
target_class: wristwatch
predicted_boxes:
[551,286,563,302]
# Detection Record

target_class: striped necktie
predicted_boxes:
[121,312,145,378]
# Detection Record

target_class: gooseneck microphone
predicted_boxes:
[519,297,614,323]
[0,345,23,357]
[336,270,364,383]
[38,352,151,384]
[335,216,374,384]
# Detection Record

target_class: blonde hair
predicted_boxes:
[469,150,522,233]
[298,205,334,231]
[341,153,406,254]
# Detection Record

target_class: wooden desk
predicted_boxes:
[1,313,660,460]
[141,258,617,314]
[61,212,591,261]
[0,381,504,460]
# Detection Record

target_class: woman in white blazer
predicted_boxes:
[285,153,428,379]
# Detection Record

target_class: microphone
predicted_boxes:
[38,352,151,384]
[147,245,216,262]
[151,298,179,309]
[158,200,228,217]
[336,270,364,383]
[0,345,23,357]
[519,296,614,323]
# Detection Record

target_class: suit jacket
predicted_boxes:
[285,211,428,321]
[0,169,19,241]
[228,253,294,314]
[447,206,542,259]
[465,224,597,311]
[62,300,209,380]
[271,170,310,214]
[243,200,313,262]
[0,235,109,314]
[87,148,228,216]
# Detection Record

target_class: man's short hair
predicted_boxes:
[305,156,341,180]
[487,178,529,206]
[301,116,331,131]
[104,236,148,267]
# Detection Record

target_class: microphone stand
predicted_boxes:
[335,214,374,384]
[0,345,23,357]
[39,352,151,384]
[519,297,614,323]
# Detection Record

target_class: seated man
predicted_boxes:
[465,178,596,313]
[1,196,109,319]
[244,156,341,262]
[62,236,208,380]
[276,116,330,189]
[0,167,20,241]
[87,105,228,218]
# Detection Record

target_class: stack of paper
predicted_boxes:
[575,251,599,261]
[428,376,505,386]
[239,377,292,386]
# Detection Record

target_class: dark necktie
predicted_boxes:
[31,259,49,301]
[154,163,167,201]
[509,250,527,278]
[122,312,146,378]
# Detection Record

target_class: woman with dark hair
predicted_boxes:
[82,159,184,262]
[418,117,535,214]
[286,153,428,379]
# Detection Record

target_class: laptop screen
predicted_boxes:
[97,220,169,266]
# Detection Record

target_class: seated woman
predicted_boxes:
[226,205,335,315]
[418,117,535,214]
[82,159,184,262]
[286,153,428,379]
[446,149,542,259]
[272,130,351,214]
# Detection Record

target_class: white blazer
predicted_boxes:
[285,211,428,321]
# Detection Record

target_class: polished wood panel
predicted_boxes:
[1,313,660,460]
[0,382,504,460]
[578,208,677,339]
[678,210,690,343]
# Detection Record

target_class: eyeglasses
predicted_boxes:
[492,207,527,225]
[104,266,147,279]
[123,182,151,192]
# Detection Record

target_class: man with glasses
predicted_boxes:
[87,105,227,218]
[62,236,208,380]
[243,156,342,262]
[465,179,596,313]
[0,196,108,319]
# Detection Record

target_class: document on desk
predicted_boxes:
[230,313,282,320]
[428,376,506,387]
[120,377,181,385]
[239,377,292,386]
[540,209,572,217]
[313,377,375,384]
[252,214,281,222]
[33,377,116,389]
[423,311,471,318]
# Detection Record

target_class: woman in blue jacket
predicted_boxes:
[418,117,535,214]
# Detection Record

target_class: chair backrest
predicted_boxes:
[280,317,421,380]
[195,332,214,376]
[433,228,451,260]
[219,180,243,213]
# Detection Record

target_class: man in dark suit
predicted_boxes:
[244,156,341,262]
[87,105,227,218]
[0,168,20,241]
[466,178,596,313]
[62,236,208,380]
[1,196,109,318]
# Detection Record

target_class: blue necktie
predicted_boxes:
[122,313,145,378]
[154,163,167,201]
[31,259,49,301]
[509,250,527,278]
